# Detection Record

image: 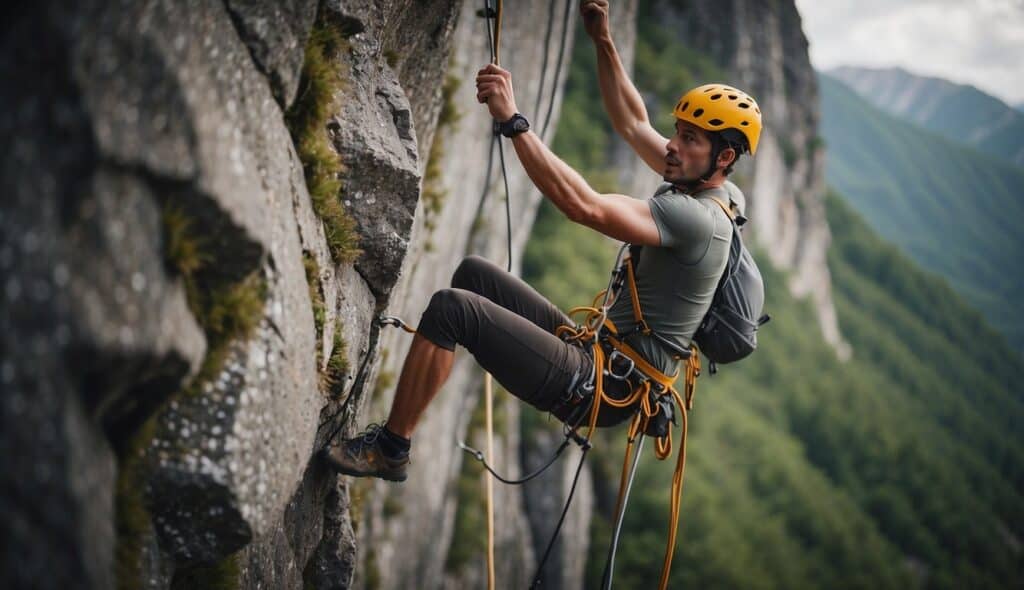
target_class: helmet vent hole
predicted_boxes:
[738,103,750,109]
[708,118,724,126]
[693,108,704,118]
[728,94,738,100]
[710,93,722,100]
[740,121,749,126]
[703,87,714,93]
[755,107,761,114]
[680,101,689,113]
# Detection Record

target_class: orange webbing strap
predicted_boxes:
[605,354,696,590]
[708,195,737,221]
[659,385,690,589]
[624,258,650,334]
[650,349,699,588]
[603,329,678,390]
[683,345,700,410]
[561,272,703,590]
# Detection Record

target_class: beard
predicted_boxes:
[663,169,702,187]
[663,155,713,189]
[663,155,698,186]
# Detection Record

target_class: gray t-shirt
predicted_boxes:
[605,182,739,375]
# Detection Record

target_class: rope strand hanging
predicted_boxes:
[479,3,503,589]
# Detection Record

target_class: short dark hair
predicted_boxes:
[710,132,743,176]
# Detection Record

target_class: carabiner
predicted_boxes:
[606,349,636,381]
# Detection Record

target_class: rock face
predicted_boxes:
[1,0,839,588]
[0,0,456,587]
[355,1,584,588]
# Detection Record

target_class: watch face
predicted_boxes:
[513,118,529,132]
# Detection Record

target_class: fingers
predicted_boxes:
[474,63,517,119]
[580,0,608,15]
[475,71,509,103]
[476,82,505,103]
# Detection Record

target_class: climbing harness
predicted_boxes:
[444,241,702,589]
[552,245,702,590]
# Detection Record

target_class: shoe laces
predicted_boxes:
[351,423,385,451]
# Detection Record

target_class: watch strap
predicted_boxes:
[494,113,531,138]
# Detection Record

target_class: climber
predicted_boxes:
[320,0,761,483]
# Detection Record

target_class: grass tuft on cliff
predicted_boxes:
[287,11,361,264]
[325,319,350,399]
[303,252,326,364]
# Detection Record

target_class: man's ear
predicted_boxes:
[717,146,737,169]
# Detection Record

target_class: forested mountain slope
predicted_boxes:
[828,66,1024,167]
[819,73,1024,351]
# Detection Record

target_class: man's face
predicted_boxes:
[663,120,713,185]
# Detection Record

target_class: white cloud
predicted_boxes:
[795,0,1024,104]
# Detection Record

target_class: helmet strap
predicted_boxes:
[697,134,726,185]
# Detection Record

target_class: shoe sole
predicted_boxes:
[318,448,408,482]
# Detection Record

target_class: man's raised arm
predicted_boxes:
[581,0,669,174]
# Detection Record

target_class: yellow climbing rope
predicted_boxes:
[482,1,503,588]
[484,372,496,590]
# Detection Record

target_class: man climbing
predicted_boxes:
[321,0,761,482]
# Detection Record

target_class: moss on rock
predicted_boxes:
[169,553,242,590]
[287,11,361,264]
[325,319,350,399]
[303,252,326,366]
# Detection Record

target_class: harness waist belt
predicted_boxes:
[602,319,678,391]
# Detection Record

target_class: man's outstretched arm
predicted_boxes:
[581,0,669,175]
[476,64,661,247]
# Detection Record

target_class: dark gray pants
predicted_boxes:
[417,255,632,426]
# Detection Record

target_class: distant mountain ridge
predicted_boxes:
[828,66,1024,167]
[818,72,1024,351]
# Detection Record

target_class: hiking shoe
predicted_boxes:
[320,423,409,482]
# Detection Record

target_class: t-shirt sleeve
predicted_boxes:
[647,192,717,264]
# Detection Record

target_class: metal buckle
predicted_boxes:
[606,349,636,381]
[560,365,594,406]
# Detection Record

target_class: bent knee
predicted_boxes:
[451,255,491,290]
[427,287,474,315]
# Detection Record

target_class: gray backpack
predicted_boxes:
[695,197,769,372]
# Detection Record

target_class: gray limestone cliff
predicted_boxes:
[1,1,844,589]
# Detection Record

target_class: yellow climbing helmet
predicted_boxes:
[673,84,762,155]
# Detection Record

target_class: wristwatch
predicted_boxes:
[494,113,531,138]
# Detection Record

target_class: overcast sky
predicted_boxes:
[795,0,1024,105]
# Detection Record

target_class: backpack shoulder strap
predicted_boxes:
[706,195,737,222]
